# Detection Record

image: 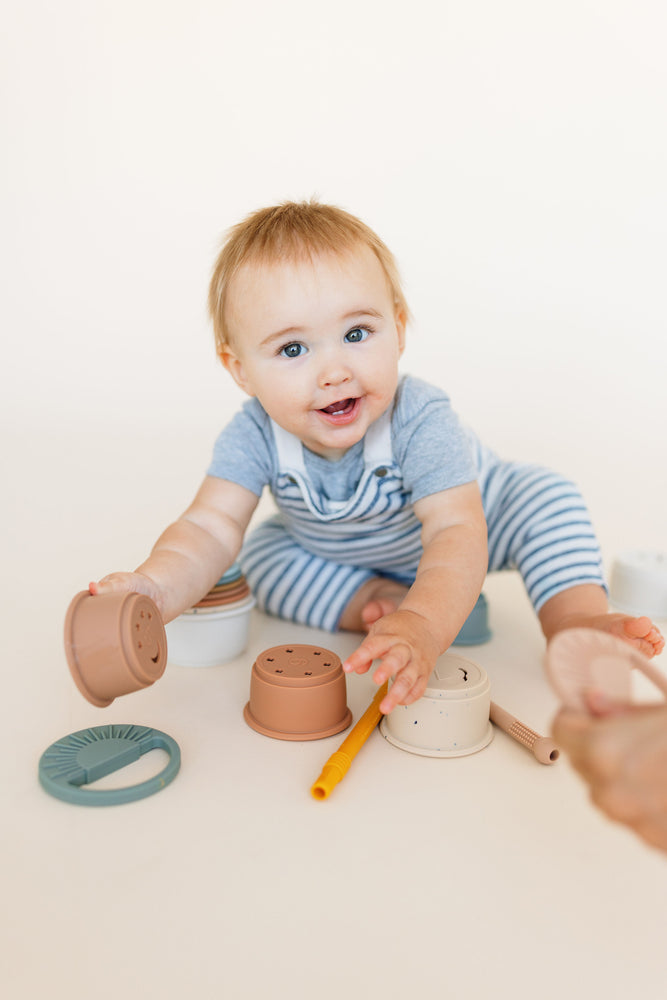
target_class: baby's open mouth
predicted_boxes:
[319,398,357,416]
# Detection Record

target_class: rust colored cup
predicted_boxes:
[244,644,352,741]
[64,591,168,707]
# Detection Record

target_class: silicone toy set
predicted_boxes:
[40,552,667,805]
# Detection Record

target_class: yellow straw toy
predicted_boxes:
[311,681,389,800]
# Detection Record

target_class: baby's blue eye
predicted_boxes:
[345,327,369,343]
[280,342,306,359]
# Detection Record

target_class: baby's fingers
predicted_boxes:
[372,643,412,685]
[342,645,374,676]
[89,572,158,602]
[342,633,403,676]
[90,574,133,596]
[379,662,428,714]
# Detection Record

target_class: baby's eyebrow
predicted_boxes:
[341,307,383,322]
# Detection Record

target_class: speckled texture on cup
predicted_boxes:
[381,651,493,757]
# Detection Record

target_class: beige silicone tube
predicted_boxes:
[311,682,388,799]
[489,701,560,765]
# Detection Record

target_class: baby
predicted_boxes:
[91,201,664,714]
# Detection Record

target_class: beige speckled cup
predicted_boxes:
[381,651,493,757]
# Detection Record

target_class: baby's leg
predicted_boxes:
[241,516,377,631]
[538,584,665,658]
[482,461,664,658]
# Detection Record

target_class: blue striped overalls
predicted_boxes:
[241,412,606,631]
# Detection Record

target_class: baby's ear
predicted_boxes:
[218,345,255,396]
[395,307,407,355]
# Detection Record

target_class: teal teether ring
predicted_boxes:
[39,724,180,806]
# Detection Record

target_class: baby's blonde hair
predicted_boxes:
[208,200,409,351]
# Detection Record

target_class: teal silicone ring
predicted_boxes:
[39,724,181,806]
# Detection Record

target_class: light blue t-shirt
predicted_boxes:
[207,374,476,504]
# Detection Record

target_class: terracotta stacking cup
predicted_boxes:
[244,644,352,741]
[64,590,168,707]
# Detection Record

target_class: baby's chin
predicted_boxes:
[302,417,368,461]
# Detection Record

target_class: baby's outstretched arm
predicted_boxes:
[343,482,488,714]
[90,477,259,623]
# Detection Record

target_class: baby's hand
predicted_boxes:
[342,609,441,714]
[89,572,164,615]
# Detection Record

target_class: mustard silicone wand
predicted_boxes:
[311,682,389,800]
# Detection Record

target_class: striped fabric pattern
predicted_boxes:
[275,472,424,575]
[241,421,606,631]
[470,435,606,612]
[242,517,377,632]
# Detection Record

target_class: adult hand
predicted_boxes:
[553,694,667,854]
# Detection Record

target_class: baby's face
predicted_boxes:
[222,244,406,460]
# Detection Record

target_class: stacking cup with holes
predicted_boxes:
[64,590,168,707]
[244,644,352,740]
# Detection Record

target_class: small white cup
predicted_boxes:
[381,651,493,758]
[165,597,256,668]
[610,551,667,619]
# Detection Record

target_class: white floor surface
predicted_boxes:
[3,425,667,1000]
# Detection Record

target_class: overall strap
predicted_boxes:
[270,419,308,477]
[362,405,394,469]
[270,404,394,479]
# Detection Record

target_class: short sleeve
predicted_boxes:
[207,399,275,496]
[392,376,477,502]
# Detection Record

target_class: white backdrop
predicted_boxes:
[3,8,667,998]
[3,0,666,560]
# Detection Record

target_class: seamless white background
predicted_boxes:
[3,0,665,555]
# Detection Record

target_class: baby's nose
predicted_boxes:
[318,355,352,388]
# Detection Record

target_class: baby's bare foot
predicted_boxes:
[360,583,409,631]
[339,578,409,633]
[617,616,665,657]
[560,613,664,659]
